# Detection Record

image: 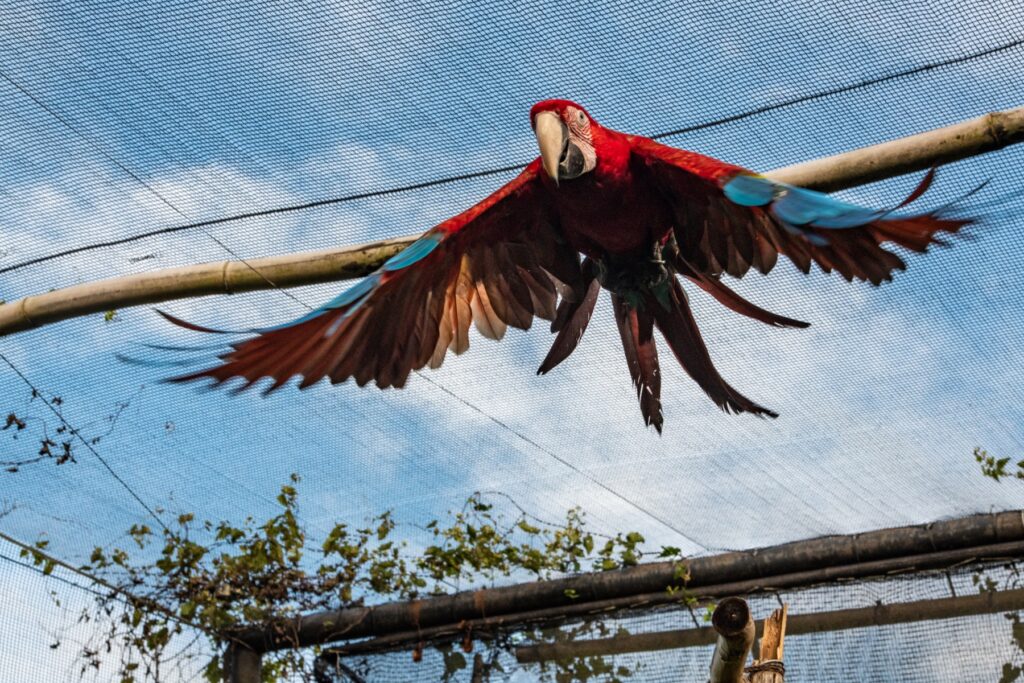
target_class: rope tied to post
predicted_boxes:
[745,659,785,676]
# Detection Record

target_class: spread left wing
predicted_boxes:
[158,160,583,392]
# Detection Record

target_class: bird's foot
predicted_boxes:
[595,244,672,306]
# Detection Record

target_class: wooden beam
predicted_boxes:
[294,511,1024,657]
[513,587,1024,663]
[2,106,1021,338]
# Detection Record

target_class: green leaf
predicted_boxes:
[445,651,466,672]
[517,520,541,535]
[1000,663,1022,683]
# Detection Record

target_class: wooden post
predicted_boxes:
[224,642,262,683]
[746,605,788,683]
[470,653,488,683]
[709,597,755,683]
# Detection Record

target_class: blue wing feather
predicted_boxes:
[381,231,444,271]
[259,232,445,334]
[722,174,776,206]
[723,174,895,230]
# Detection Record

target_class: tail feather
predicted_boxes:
[672,256,809,329]
[156,309,243,335]
[611,294,663,433]
[650,278,777,418]
[537,277,600,375]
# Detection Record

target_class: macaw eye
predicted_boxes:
[577,111,586,124]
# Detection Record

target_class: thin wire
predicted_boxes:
[0,164,521,276]
[0,68,186,220]
[650,38,1024,140]
[0,66,309,311]
[414,372,708,551]
[0,352,169,533]
[1,36,1020,277]
[0,530,134,599]
[0,551,107,599]
[0,534,201,634]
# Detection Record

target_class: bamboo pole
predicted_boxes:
[239,511,1024,653]
[1,106,1021,338]
[0,237,411,336]
[709,597,755,683]
[514,587,1024,663]
[769,108,1024,192]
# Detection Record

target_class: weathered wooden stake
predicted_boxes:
[709,597,755,683]
[747,604,788,683]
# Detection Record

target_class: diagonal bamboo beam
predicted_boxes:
[1,107,1022,338]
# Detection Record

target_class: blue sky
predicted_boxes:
[2,1,1024,680]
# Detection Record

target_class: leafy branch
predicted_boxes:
[2,387,140,472]
[972,447,1024,682]
[975,447,1024,483]
[24,477,688,682]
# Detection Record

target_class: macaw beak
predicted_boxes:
[533,110,567,186]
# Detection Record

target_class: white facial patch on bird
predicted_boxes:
[560,107,597,180]
[566,107,592,141]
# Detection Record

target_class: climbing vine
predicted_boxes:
[23,476,688,682]
[972,447,1024,683]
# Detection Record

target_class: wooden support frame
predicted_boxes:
[1,106,1021,338]
[299,511,1024,659]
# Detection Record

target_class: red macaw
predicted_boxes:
[159,99,969,432]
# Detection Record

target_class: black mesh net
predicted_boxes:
[1,0,1023,680]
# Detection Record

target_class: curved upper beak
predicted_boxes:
[533,110,566,185]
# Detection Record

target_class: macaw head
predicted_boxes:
[530,99,598,185]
